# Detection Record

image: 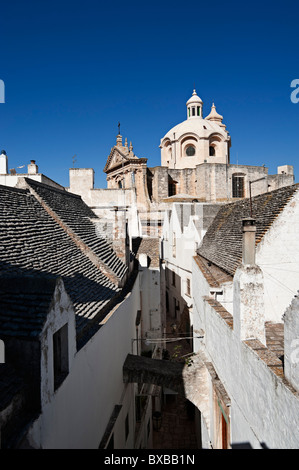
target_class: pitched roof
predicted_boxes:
[24,178,128,281]
[197,184,299,276]
[103,143,146,173]
[0,184,121,342]
[0,276,57,338]
[132,237,160,268]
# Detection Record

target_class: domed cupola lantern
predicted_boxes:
[186,89,203,119]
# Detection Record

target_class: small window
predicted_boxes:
[192,107,195,116]
[197,106,201,116]
[186,145,195,157]
[53,324,69,391]
[209,146,215,156]
[232,175,245,198]
[168,178,177,196]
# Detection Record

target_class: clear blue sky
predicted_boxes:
[1,0,299,188]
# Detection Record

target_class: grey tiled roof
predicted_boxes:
[0,277,56,338]
[0,184,120,340]
[25,179,128,280]
[132,237,160,268]
[197,184,299,276]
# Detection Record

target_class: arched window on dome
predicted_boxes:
[209,134,222,158]
[209,146,216,156]
[180,136,197,158]
[186,145,195,157]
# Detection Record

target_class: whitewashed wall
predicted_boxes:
[26,275,141,449]
[139,265,162,344]
[256,191,299,322]
[192,258,299,449]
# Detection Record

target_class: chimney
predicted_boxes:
[233,218,266,345]
[0,150,8,175]
[242,217,256,265]
[112,207,128,266]
[28,160,38,175]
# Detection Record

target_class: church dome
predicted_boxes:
[161,116,224,143]
[160,89,231,169]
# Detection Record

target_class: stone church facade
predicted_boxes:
[102,89,294,207]
[67,89,294,239]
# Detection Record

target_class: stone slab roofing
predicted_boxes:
[0,184,120,342]
[197,184,299,276]
[0,277,57,338]
[23,178,128,282]
[131,237,160,268]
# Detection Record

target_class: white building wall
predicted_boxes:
[283,295,299,392]
[256,191,299,322]
[139,266,161,345]
[26,275,141,449]
[0,173,64,190]
[40,279,77,408]
[192,259,299,449]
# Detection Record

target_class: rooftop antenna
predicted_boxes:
[118,121,121,135]
[72,154,77,168]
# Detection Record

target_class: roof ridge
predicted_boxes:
[0,184,29,195]
[23,180,125,287]
[256,186,299,246]
[24,177,82,199]
[197,184,299,276]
